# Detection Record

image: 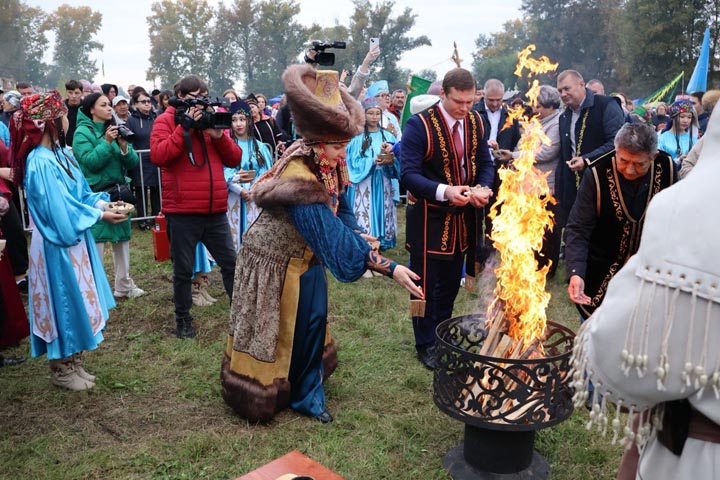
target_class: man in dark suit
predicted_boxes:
[555,70,624,227]
[401,68,494,369]
[472,79,521,265]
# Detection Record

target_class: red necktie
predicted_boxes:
[453,121,465,182]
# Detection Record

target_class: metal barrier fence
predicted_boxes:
[17,145,406,231]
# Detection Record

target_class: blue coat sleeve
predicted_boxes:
[287,200,370,283]
[584,99,624,161]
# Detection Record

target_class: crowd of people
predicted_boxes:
[2,42,720,479]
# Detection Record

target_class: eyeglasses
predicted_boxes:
[138,99,152,104]
[377,93,390,98]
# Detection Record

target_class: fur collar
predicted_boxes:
[252,167,330,209]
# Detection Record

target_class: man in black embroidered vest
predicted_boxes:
[556,70,624,227]
[565,123,676,320]
[401,68,494,369]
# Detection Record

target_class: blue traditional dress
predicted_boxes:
[192,242,214,278]
[346,128,399,249]
[658,130,698,164]
[224,138,273,251]
[24,146,115,359]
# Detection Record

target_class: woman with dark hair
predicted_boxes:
[256,93,272,118]
[245,93,285,157]
[658,100,699,165]
[345,97,399,250]
[158,90,172,114]
[100,83,118,102]
[223,100,273,251]
[126,90,158,228]
[221,65,423,424]
[8,91,126,390]
[73,93,145,299]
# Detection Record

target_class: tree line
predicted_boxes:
[473,0,720,98]
[2,0,429,96]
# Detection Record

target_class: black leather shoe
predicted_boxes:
[175,317,196,339]
[0,355,26,367]
[315,410,333,424]
[417,346,437,370]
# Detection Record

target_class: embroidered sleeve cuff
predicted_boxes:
[366,250,396,277]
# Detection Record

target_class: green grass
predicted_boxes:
[0,208,623,479]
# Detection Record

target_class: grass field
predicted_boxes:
[0,208,623,479]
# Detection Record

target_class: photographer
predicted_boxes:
[74,92,145,300]
[150,75,241,339]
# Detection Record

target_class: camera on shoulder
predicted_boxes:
[170,96,233,130]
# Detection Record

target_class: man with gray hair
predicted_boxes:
[565,123,676,320]
[472,78,521,265]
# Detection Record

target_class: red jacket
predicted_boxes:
[150,106,241,214]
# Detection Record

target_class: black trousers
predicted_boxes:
[132,186,161,219]
[0,200,28,277]
[410,252,465,350]
[165,213,236,320]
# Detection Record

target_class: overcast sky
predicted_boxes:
[28,0,523,92]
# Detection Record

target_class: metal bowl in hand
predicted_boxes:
[375,153,395,166]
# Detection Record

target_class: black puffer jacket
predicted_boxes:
[126,109,158,187]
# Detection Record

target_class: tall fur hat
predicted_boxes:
[282,64,364,144]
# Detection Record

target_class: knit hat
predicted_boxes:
[229,100,251,116]
[365,80,389,99]
[282,64,364,144]
[668,99,695,117]
[244,93,258,106]
[3,91,22,109]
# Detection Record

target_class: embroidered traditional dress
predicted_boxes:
[24,146,115,359]
[224,138,273,251]
[221,143,396,422]
[572,115,720,480]
[345,128,399,249]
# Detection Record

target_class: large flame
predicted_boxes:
[487,45,559,345]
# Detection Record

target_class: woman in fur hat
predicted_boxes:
[221,65,424,424]
[345,97,399,250]
[9,91,127,390]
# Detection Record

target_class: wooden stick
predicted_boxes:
[409,300,426,317]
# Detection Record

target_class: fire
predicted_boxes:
[487,45,558,346]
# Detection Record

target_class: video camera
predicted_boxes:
[169,96,233,130]
[308,40,346,67]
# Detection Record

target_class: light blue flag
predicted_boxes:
[686,28,710,93]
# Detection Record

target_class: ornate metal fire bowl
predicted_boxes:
[433,314,575,479]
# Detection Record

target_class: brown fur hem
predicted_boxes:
[322,339,338,381]
[252,174,330,209]
[220,355,291,424]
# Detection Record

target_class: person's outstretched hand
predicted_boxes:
[393,265,424,299]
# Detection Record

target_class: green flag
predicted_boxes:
[401,75,433,129]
